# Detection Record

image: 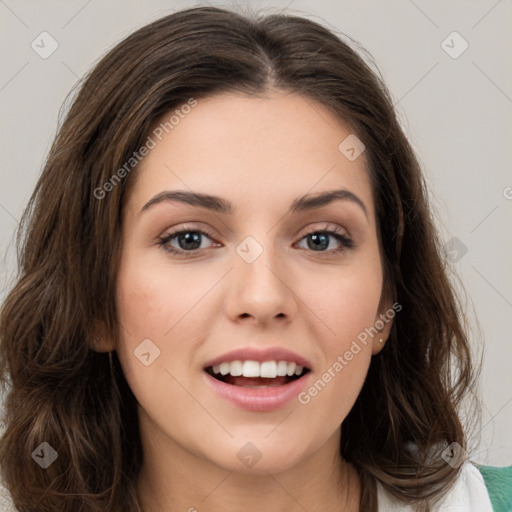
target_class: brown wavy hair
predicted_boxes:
[0,5,480,511]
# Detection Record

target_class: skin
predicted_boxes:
[97,90,393,512]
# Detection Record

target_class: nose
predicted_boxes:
[224,241,297,327]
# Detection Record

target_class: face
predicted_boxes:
[111,91,392,475]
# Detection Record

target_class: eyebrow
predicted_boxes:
[140,188,368,220]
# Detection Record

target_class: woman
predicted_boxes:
[0,5,502,511]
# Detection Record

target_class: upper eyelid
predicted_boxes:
[161,222,349,239]
[296,222,348,237]
[161,225,218,241]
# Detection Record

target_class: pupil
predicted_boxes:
[309,233,328,251]
[179,232,201,250]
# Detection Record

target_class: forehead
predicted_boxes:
[126,91,375,221]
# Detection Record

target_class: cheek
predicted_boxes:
[114,259,175,381]
[305,256,383,345]
[113,263,197,435]
[116,281,161,340]
[113,256,219,402]
[294,257,382,424]
[115,259,207,343]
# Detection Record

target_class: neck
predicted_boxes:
[136,411,360,512]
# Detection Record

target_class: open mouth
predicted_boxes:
[205,360,311,388]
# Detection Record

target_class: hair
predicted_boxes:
[0,5,480,512]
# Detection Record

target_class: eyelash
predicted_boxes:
[157,225,355,259]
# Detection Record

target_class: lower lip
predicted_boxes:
[203,371,311,412]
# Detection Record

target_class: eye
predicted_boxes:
[157,225,355,258]
[296,227,354,254]
[157,228,218,257]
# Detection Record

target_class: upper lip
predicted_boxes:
[203,346,312,370]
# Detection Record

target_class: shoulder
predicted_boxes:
[377,460,494,511]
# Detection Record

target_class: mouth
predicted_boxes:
[205,360,311,388]
[202,347,313,411]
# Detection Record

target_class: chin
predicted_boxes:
[202,434,314,475]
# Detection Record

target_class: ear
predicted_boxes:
[89,323,116,353]
[371,292,398,355]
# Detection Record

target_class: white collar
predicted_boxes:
[376,460,493,511]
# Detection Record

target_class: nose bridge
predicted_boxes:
[226,232,294,323]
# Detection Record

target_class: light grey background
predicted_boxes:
[1,0,511,466]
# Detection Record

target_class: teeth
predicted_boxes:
[242,360,260,377]
[209,360,306,379]
[230,360,243,377]
[260,361,277,378]
[219,362,230,375]
[276,361,288,376]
